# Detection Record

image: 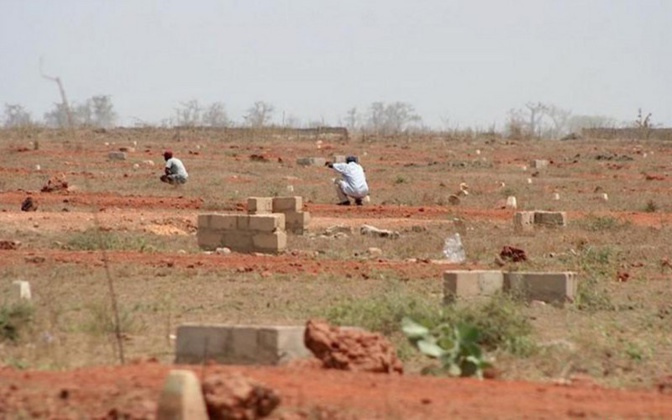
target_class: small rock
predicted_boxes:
[367,247,383,257]
[215,247,232,255]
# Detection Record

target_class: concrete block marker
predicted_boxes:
[534,211,567,227]
[108,151,127,161]
[443,270,504,303]
[272,196,303,212]
[285,211,311,234]
[209,214,238,231]
[504,272,578,304]
[156,370,208,420]
[253,231,287,253]
[247,197,273,214]
[296,157,327,166]
[197,230,223,250]
[248,214,285,232]
[530,159,549,169]
[513,211,535,233]
[174,324,311,365]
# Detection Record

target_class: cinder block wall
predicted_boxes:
[514,211,567,232]
[271,196,310,234]
[197,212,286,254]
[196,196,310,253]
[443,270,578,304]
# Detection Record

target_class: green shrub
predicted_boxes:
[324,285,438,335]
[441,294,536,356]
[403,317,492,378]
[0,303,34,342]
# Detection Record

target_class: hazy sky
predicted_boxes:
[1,0,670,128]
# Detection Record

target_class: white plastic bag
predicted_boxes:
[443,233,466,263]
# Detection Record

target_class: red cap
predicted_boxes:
[163,150,173,160]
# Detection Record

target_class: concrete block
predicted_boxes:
[333,155,347,163]
[247,197,273,214]
[221,231,253,252]
[285,211,310,234]
[156,370,208,420]
[210,214,238,231]
[296,157,327,166]
[108,151,127,161]
[272,196,303,212]
[443,270,504,303]
[258,326,310,363]
[197,214,211,229]
[249,214,285,233]
[534,211,567,227]
[530,159,549,169]
[236,215,251,230]
[504,272,578,303]
[197,229,222,250]
[174,323,311,365]
[514,211,535,232]
[252,231,287,253]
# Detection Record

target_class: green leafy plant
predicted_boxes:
[402,317,492,379]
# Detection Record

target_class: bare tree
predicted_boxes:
[43,102,73,128]
[3,104,33,128]
[91,95,117,128]
[365,101,421,135]
[244,101,274,128]
[175,100,202,127]
[343,107,359,132]
[202,102,229,127]
[40,59,75,130]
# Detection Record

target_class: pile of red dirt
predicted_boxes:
[304,319,403,374]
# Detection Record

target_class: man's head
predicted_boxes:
[163,150,173,161]
[345,155,358,164]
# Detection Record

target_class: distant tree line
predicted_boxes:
[2,96,652,138]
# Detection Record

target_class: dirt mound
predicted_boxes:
[202,373,280,419]
[499,245,527,262]
[304,319,403,374]
[20,196,37,212]
[41,174,69,193]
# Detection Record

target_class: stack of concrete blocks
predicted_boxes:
[197,199,286,254]
[514,211,567,232]
[443,270,578,305]
[174,323,311,365]
[530,159,549,169]
[296,157,327,166]
[108,151,127,161]
[271,196,310,235]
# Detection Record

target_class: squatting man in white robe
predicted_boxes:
[325,156,369,206]
[160,150,189,185]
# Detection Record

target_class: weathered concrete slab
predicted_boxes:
[210,214,238,231]
[504,271,578,304]
[108,151,127,161]
[247,197,274,214]
[530,159,549,169]
[174,324,311,365]
[272,196,303,212]
[252,231,287,253]
[296,157,327,167]
[534,211,567,227]
[513,211,535,233]
[156,370,208,420]
[443,270,504,303]
[248,214,285,232]
[197,230,223,250]
[285,211,310,234]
